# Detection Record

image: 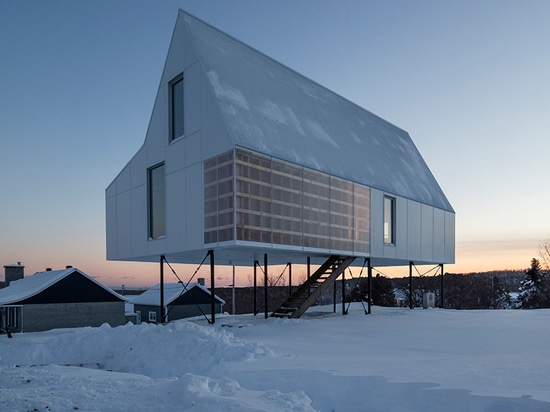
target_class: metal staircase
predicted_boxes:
[271,255,356,318]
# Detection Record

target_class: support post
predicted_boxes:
[264,254,268,319]
[440,264,444,309]
[232,264,236,315]
[288,262,292,297]
[367,258,372,315]
[160,255,165,323]
[209,250,215,324]
[409,261,413,310]
[333,279,337,313]
[342,267,346,315]
[253,261,258,316]
[307,256,311,297]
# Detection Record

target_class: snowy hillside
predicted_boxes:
[1,305,549,411]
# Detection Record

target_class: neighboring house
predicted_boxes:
[105,11,455,317]
[0,267,127,332]
[130,283,224,324]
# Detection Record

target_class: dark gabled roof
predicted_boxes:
[0,268,125,305]
[180,11,453,212]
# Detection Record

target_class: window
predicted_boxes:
[170,74,184,140]
[1,306,20,329]
[148,163,165,239]
[148,311,157,322]
[384,196,395,244]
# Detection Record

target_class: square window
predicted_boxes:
[170,74,184,140]
[384,196,395,244]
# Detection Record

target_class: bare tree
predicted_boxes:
[538,239,550,271]
[297,272,308,286]
[267,272,286,287]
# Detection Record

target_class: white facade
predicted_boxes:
[106,11,455,268]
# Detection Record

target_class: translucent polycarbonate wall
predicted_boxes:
[204,151,234,244]
[204,149,370,254]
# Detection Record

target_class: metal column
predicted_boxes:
[409,261,413,310]
[288,262,292,296]
[307,256,311,297]
[342,267,346,315]
[367,258,372,315]
[440,263,444,309]
[253,260,258,316]
[160,255,165,323]
[232,264,236,315]
[333,280,337,313]
[209,250,215,324]
[264,254,268,319]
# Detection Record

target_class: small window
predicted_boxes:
[170,74,184,140]
[148,311,157,322]
[384,196,395,244]
[148,163,165,239]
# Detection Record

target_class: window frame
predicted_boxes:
[148,311,157,322]
[383,196,395,245]
[148,163,166,240]
[169,73,184,141]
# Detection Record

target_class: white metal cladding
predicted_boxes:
[105,10,455,266]
[370,188,454,266]
[180,11,453,213]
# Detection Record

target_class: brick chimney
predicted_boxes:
[4,262,25,287]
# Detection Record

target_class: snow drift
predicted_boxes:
[1,305,549,411]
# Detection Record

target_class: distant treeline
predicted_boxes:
[389,270,525,310]
[123,268,545,315]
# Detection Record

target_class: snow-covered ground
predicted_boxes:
[1,305,549,411]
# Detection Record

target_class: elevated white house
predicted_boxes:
[106,11,454,318]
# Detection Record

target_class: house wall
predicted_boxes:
[134,305,160,323]
[106,19,234,262]
[135,301,223,324]
[370,188,455,265]
[21,302,126,332]
[167,303,223,321]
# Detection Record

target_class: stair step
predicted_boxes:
[270,255,355,319]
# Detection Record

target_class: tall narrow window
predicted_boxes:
[149,163,165,239]
[384,196,395,244]
[170,74,184,140]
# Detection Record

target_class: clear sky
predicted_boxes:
[1,0,549,287]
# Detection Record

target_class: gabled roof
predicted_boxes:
[129,283,225,306]
[0,268,125,305]
[180,11,453,212]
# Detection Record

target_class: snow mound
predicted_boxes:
[2,320,271,378]
[1,306,549,411]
